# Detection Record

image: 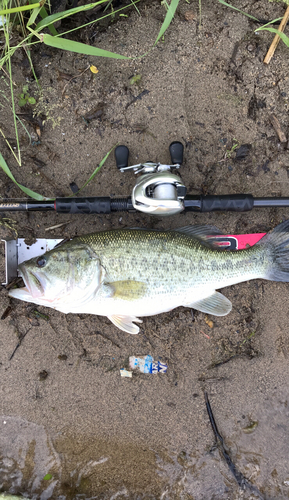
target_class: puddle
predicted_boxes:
[0,417,264,500]
[0,416,232,500]
[227,391,289,499]
[54,433,162,499]
[0,416,61,499]
[0,417,163,499]
[156,449,230,500]
[1,411,288,499]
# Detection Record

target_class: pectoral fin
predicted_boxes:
[103,280,147,301]
[108,314,143,334]
[189,291,232,316]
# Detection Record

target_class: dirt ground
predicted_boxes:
[1,0,289,498]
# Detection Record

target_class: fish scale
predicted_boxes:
[9,222,289,334]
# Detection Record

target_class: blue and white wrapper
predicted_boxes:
[129,355,167,374]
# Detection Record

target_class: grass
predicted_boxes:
[0,0,181,199]
[1,0,288,200]
[216,0,289,48]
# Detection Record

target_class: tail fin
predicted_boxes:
[258,220,289,282]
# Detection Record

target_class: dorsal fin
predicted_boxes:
[174,225,226,249]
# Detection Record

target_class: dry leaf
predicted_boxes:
[90,65,99,74]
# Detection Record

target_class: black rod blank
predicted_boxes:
[0,200,55,211]
[0,194,289,214]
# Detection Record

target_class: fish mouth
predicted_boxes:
[18,265,45,298]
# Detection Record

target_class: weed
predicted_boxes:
[216,0,289,48]
[18,84,36,107]
[130,74,141,85]
[242,330,256,345]
[0,0,181,199]
[0,216,18,237]
[225,139,240,159]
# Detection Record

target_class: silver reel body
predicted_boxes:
[119,161,186,216]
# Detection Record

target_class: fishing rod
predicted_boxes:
[1,142,289,217]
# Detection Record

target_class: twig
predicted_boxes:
[9,329,30,361]
[61,65,90,96]
[45,222,70,231]
[264,5,289,64]
[125,89,150,109]
[5,277,23,291]
[1,305,12,320]
[200,330,210,339]
[204,391,264,499]
[95,331,121,349]
[269,114,287,143]
[0,66,17,86]
[208,354,241,369]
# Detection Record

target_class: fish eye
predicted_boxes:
[36,256,46,268]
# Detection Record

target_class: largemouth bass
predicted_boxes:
[8,222,289,334]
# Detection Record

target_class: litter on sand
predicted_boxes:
[120,369,133,378]
[129,355,167,374]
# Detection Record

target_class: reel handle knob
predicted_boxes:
[115,145,129,171]
[169,141,183,165]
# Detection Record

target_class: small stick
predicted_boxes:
[0,66,17,86]
[61,65,90,96]
[270,114,287,143]
[1,306,12,320]
[264,5,289,64]
[200,330,210,339]
[9,329,30,361]
[204,392,264,499]
[125,89,150,109]
[45,222,70,231]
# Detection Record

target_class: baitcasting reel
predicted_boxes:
[115,141,186,216]
[1,139,289,216]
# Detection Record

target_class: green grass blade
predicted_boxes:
[0,2,40,15]
[58,0,141,39]
[27,0,43,26]
[0,35,31,70]
[73,145,116,194]
[217,0,259,21]
[103,0,113,11]
[39,7,59,36]
[35,0,108,31]
[5,27,21,165]
[154,0,180,45]
[0,151,49,200]
[42,34,129,59]
[27,1,58,36]
[254,18,282,30]
[25,47,40,85]
[129,0,140,16]
[255,27,289,47]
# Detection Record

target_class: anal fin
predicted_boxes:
[108,314,143,334]
[188,291,232,316]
